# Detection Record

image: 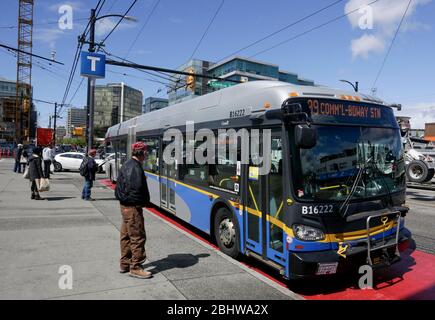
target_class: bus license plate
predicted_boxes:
[316,262,338,275]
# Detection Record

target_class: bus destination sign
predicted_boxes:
[307,99,382,119]
[292,98,397,127]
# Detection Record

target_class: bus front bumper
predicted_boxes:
[288,233,409,280]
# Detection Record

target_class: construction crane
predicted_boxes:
[15,0,34,143]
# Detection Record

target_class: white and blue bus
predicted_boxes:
[105,80,409,279]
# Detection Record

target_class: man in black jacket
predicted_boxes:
[14,144,23,173]
[115,142,151,279]
[81,149,98,201]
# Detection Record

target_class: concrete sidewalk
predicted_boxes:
[0,158,298,300]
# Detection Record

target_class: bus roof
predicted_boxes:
[106,80,388,138]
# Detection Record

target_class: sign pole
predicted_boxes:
[86,8,96,150]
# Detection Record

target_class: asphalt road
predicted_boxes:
[404,187,435,254]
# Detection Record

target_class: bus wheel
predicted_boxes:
[406,160,429,183]
[214,207,240,258]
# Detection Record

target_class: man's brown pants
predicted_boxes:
[120,205,146,270]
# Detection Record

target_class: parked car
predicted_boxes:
[53,152,105,173]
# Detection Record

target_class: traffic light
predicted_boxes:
[186,68,195,91]
[73,127,84,136]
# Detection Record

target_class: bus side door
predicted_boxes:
[245,130,286,266]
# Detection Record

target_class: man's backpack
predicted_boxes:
[79,157,89,177]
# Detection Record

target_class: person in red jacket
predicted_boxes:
[115,142,151,279]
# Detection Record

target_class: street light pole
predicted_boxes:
[339,80,359,92]
[53,102,58,145]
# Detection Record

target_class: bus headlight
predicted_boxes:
[293,224,325,241]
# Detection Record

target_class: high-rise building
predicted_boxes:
[143,97,169,113]
[66,107,87,137]
[94,83,143,137]
[55,125,67,142]
[168,56,314,105]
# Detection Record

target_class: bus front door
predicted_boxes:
[245,134,286,267]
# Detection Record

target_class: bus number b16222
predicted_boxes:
[302,205,333,215]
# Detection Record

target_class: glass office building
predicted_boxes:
[94,83,143,137]
[168,56,314,105]
[143,97,169,113]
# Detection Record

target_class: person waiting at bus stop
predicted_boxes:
[13,144,24,173]
[115,142,151,279]
[81,149,98,201]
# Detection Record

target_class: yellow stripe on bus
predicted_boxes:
[144,170,397,243]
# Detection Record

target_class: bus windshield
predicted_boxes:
[295,126,406,201]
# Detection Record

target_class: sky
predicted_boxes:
[0,0,434,129]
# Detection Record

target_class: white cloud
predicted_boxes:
[395,102,435,129]
[350,34,385,58]
[345,0,431,58]
[95,17,136,37]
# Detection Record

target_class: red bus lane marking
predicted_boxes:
[100,179,435,300]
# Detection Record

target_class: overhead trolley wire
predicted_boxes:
[217,0,345,61]
[123,0,162,60]
[372,0,412,89]
[99,0,139,48]
[248,0,383,58]
[187,0,225,62]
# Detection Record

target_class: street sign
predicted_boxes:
[207,80,235,89]
[80,51,105,78]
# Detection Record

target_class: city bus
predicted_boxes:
[105,80,409,279]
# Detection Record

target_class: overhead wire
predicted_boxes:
[372,0,412,89]
[187,0,225,62]
[217,0,345,61]
[123,0,161,60]
[248,0,383,58]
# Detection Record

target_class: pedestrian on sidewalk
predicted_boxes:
[28,147,44,200]
[81,149,98,201]
[20,147,28,172]
[42,143,54,179]
[13,144,24,173]
[115,142,151,279]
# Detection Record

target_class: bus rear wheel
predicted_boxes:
[214,207,240,258]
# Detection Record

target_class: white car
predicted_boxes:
[102,153,115,178]
[53,152,105,173]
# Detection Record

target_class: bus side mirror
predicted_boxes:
[295,125,317,149]
[265,109,283,120]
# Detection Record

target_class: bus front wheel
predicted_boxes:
[214,207,240,258]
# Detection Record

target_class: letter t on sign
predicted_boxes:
[87,56,101,72]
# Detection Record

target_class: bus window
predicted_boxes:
[209,133,238,193]
[179,139,208,187]
[138,137,159,174]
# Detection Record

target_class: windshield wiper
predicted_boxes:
[339,160,367,217]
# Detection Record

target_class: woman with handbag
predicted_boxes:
[28,147,44,200]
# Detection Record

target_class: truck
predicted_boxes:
[36,128,54,147]
[397,116,435,183]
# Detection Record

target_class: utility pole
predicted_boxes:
[86,8,96,151]
[53,102,58,145]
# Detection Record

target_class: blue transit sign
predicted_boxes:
[80,51,106,78]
